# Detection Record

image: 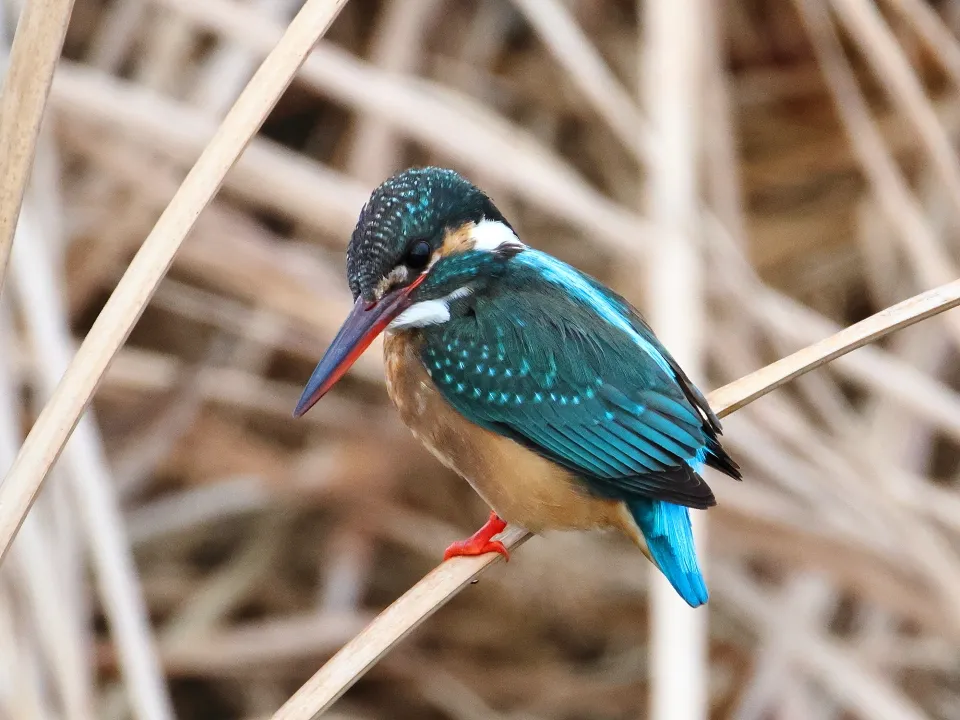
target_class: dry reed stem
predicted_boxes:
[510,0,649,163]
[728,574,833,719]
[711,303,960,611]
[856,194,947,476]
[0,311,93,720]
[87,0,146,72]
[0,0,75,295]
[49,84,367,247]
[882,0,960,86]
[831,0,960,220]
[797,0,960,344]
[269,276,960,720]
[146,0,649,252]
[0,583,49,719]
[704,217,960,439]
[190,0,306,118]
[9,518,93,720]
[642,0,707,718]
[346,0,442,184]
[713,565,929,720]
[702,9,747,247]
[12,207,175,720]
[0,0,349,565]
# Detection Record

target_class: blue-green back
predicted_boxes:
[418,250,738,509]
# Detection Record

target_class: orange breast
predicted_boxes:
[383,330,643,543]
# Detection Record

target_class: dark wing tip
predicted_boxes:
[705,440,742,481]
[668,468,717,509]
[613,465,718,509]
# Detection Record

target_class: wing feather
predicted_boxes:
[421,258,740,509]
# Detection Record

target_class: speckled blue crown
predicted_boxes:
[347,167,506,301]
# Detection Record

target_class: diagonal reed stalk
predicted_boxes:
[0,0,76,295]
[268,275,960,720]
[0,0,349,564]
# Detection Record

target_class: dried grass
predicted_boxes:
[2,1,960,719]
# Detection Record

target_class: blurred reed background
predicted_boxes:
[2,0,960,718]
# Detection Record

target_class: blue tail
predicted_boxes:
[628,499,708,607]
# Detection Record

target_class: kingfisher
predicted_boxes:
[294,167,740,607]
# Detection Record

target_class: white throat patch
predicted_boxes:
[388,286,473,330]
[470,219,525,252]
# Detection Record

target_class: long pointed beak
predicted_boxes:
[293,277,424,417]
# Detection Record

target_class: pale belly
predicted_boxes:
[383,331,642,542]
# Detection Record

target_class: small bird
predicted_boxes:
[294,167,740,607]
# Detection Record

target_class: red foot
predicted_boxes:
[443,511,509,562]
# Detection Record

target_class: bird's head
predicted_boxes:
[294,167,523,417]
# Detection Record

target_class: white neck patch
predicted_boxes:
[388,286,473,330]
[387,220,521,331]
[470,219,525,252]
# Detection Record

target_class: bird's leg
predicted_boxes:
[443,511,509,562]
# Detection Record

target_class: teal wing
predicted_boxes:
[420,275,739,510]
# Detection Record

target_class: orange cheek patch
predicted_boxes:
[438,222,476,257]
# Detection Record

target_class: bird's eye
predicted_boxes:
[404,239,432,270]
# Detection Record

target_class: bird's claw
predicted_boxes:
[443,539,509,562]
[443,511,509,562]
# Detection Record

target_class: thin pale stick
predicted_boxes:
[707,279,960,416]
[641,0,707,717]
[12,207,174,720]
[0,0,349,565]
[269,277,960,720]
[0,0,76,295]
